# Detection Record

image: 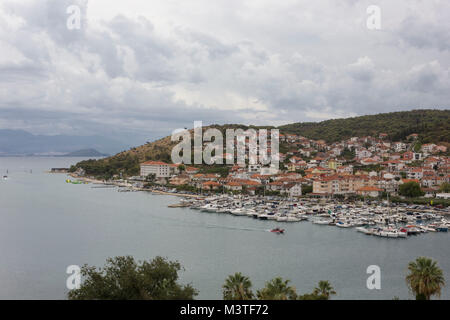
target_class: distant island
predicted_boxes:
[0,129,127,156]
[59,149,109,157]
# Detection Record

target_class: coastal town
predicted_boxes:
[66,131,450,239]
[63,130,450,239]
[120,132,449,201]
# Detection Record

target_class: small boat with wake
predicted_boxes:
[270,227,285,234]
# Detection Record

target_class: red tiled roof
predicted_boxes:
[226,182,242,187]
[203,181,221,186]
[141,161,168,166]
[402,179,420,184]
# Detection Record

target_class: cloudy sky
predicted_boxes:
[0,0,449,145]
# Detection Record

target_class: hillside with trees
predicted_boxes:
[70,109,449,178]
[279,109,449,144]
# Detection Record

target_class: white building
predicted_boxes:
[393,142,407,152]
[355,148,372,159]
[140,161,170,177]
[288,184,302,197]
[248,164,261,173]
[260,164,279,175]
[421,144,436,154]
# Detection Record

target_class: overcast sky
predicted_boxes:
[0,0,449,145]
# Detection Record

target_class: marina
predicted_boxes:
[171,195,450,239]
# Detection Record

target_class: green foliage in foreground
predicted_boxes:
[68,256,197,300]
[222,274,335,300]
[222,272,254,300]
[406,257,445,300]
[68,255,445,300]
[256,277,298,300]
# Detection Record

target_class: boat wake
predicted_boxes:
[205,224,268,232]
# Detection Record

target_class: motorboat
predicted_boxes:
[230,208,247,216]
[245,209,257,217]
[258,213,269,220]
[405,226,421,235]
[200,204,216,212]
[270,228,285,234]
[336,221,352,228]
[266,213,278,220]
[312,218,330,225]
[217,207,230,214]
[356,227,372,235]
[419,225,436,232]
[380,229,398,238]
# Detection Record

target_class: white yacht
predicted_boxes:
[336,221,352,228]
[230,208,247,216]
[312,218,330,225]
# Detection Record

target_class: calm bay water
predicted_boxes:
[0,157,448,300]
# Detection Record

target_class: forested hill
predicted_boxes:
[278,109,449,144]
[71,109,449,178]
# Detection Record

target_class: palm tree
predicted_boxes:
[256,277,297,300]
[313,280,336,299]
[406,257,445,300]
[222,273,254,300]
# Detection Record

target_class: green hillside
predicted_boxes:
[279,109,449,143]
[71,109,449,179]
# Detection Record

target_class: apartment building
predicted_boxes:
[140,161,171,177]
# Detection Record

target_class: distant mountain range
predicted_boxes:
[0,129,128,156]
[59,149,109,157]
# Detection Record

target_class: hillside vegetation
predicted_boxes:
[70,135,176,178]
[71,109,449,178]
[279,109,449,143]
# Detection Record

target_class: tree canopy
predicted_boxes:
[439,183,450,193]
[68,256,198,300]
[399,181,425,198]
[406,257,445,300]
[279,109,450,143]
[222,272,254,300]
[256,277,298,300]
